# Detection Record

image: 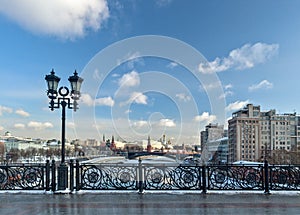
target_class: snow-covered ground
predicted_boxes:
[81,155,179,165]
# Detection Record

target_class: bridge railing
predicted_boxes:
[72,159,300,193]
[269,165,300,190]
[1,159,300,193]
[206,164,265,191]
[0,160,54,191]
[142,164,202,190]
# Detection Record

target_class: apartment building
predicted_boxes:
[228,104,260,163]
[228,104,300,163]
[261,110,300,158]
[205,137,228,164]
[200,123,224,163]
[200,123,224,150]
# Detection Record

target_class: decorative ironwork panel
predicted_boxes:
[143,165,201,190]
[208,165,264,190]
[269,165,300,190]
[80,164,137,190]
[0,165,45,190]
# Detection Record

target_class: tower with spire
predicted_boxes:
[110,135,116,151]
[147,135,152,152]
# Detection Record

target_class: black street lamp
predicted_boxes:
[45,69,83,190]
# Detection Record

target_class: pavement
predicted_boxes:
[0,191,300,215]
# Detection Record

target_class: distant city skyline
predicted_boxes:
[1,1,300,144]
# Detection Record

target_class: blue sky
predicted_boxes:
[0,0,300,144]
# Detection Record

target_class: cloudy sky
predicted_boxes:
[0,0,299,144]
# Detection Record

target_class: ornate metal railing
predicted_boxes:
[207,165,264,190]
[143,164,202,190]
[0,160,52,190]
[269,165,300,190]
[73,160,300,193]
[1,159,300,193]
[79,164,137,190]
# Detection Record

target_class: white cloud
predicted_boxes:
[93,69,103,81]
[125,109,132,114]
[118,71,140,87]
[14,123,26,129]
[224,117,231,129]
[27,121,53,130]
[167,62,178,69]
[194,112,216,123]
[95,97,115,107]
[132,120,148,128]
[199,57,231,74]
[80,94,115,107]
[248,80,273,92]
[67,122,76,129]
[175,93,191,102]
[200,82,222,91]
[224,84,233,90]
[119,52,141,62]
[0,0,109,40]
[158,119,176,127]
[199,43,279,74]
[226,100,250,112]
[156,0,173,7]
[117,52,144,69]
[127,92,148,105]
[80,94,94,106]
[92,123,102,130]
[219,84,234,99]
[0,125,4,131]
[0,105,13,116]
[219,90,234,99]
[15,109,30,117]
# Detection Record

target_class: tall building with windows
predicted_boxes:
[200,123,224,163]
[261,111,300,162]
[205,137,228,164]
[228,104,300,163]
[201,123,224,151]
[228,104,261,163]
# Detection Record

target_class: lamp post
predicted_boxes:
[45,69,83,190]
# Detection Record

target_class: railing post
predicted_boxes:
[202,165,207,194]
[51,160,56,192]
[264,160,270,194]
[45,160,50,191]
[76,160,80,191]
[69,159,74,193]
[138,158,144,194]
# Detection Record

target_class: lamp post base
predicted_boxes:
[57,163,68,190]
